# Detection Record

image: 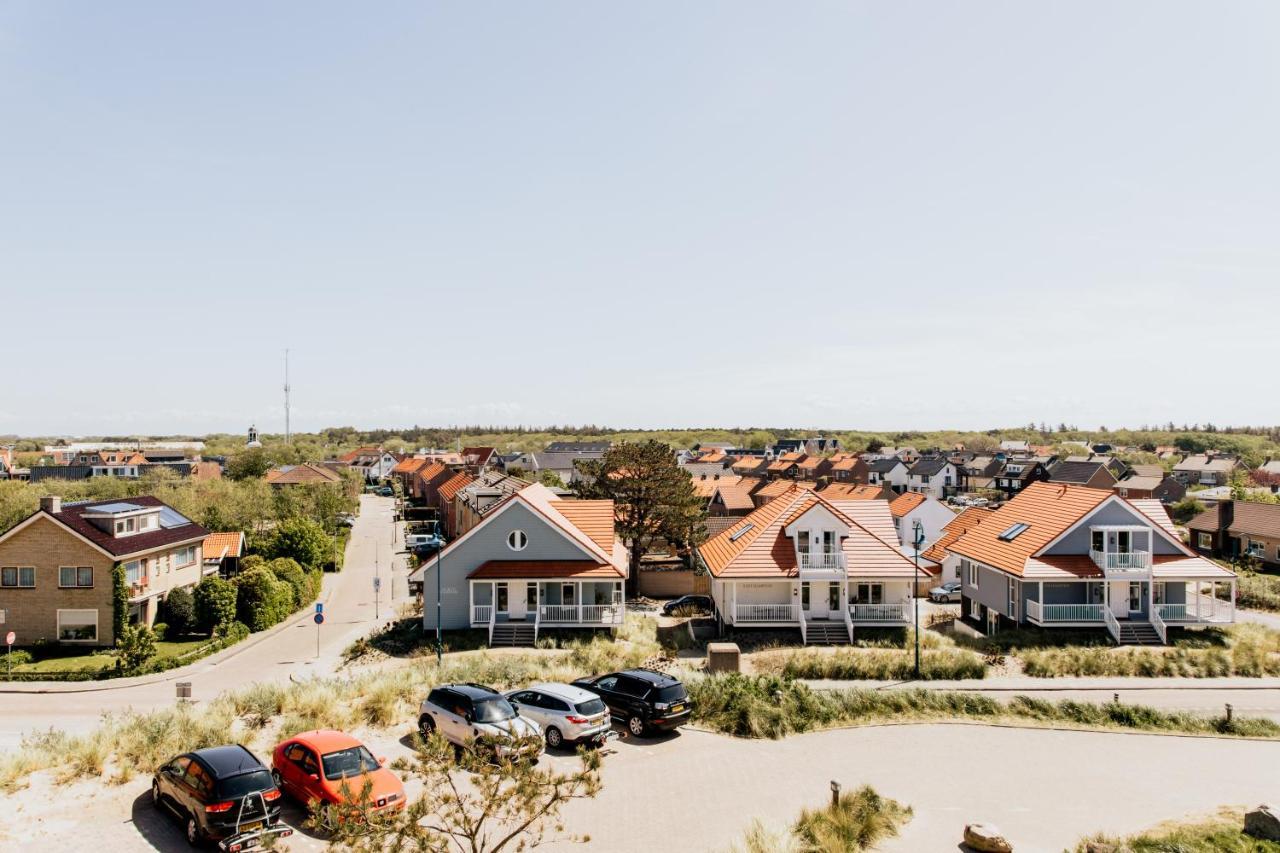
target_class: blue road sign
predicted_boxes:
[313,613,325,625]
[315,602,323,614]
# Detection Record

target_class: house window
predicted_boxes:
[854,582,883,604]
[57,609,98,642]
[495,583,509,613]
[1248,540,1265,558]
[1,566,35,588]
[562,583,576,606]
[1197,532,1213,550]
[124,560,142,584]
[173,546,196,567]
[1007,578,1019,620]
[800,584,811,609]
[507,530,528,552]
[1153,582,1166,605]
[59,567,93,588]
[1091,530,1105,553]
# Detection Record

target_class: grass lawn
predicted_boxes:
[9,635,216,676]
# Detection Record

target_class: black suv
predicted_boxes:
[572,669,693,737]
[152,744,292,849]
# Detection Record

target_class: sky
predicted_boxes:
[1,1,1278,437]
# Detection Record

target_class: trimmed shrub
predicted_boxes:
[194,576,238,635]
[268,517,330,570]
[233,567,295,632]
[157,587,195,637]
[265,558,320,609]
[115,624,157,673]
[151,622,168,642]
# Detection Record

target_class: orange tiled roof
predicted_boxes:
[796,456,824,471]
[888,491,927,518]
[831,456,862,471]
[468,560,621,579]
[437,472,475,502]
[819,483,884,500]
[392,457,429,475]
[755,478,818,499]
[922,507,995,562]
[714,479,758,512]
[553,501,617,553]
[202,531,244,560]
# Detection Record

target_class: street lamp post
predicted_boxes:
[912,519,924,679]
[434,542,443,664]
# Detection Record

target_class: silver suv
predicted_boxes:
[504,683,613,749]
[418,684,542,760]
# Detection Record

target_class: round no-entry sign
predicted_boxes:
[5,631,14,646]
[313,613,325,625]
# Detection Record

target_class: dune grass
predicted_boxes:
[1074,807,1280,852]
[732,785,913,852]
[687,674,1280,740]
[754,627,987,681]
[1021,623,1280,678]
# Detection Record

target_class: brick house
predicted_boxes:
[1187,500,1280,567]
[0,496,210,647]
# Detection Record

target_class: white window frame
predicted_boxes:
[56,608,99,643]
[562,583,576,605]
[1197,532,1212,550]
[1,566,35,588]
[58,566,93,588]
[507,530,528,552]
[174,546,197,568]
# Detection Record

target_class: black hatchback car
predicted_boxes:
[661,594,713,616]
[152,744,293,850]
[572,669,693,737]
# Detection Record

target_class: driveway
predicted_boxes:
[0,495,406,751]
[6,723,1276,852]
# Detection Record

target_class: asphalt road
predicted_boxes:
[19,722,1279,852]
[0,494,407,751]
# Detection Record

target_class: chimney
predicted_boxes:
[1217,499,1234,535]
[40,496,61,514]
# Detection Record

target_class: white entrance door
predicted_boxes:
[1109,581,1128,618]
[508,581,528,620]
[806,582,830,618]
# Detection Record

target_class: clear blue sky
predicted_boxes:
[2,2,1277,436]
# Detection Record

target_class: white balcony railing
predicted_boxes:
[540,604,624,625]
[1027,602,1106,623]
[1160,594,1234,624]
[1089,549,1150,573]
[735,603,799,623]
[472,604,492,624]
[798,552,846,572]
[847,602,910,623]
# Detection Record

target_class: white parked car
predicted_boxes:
[504,683,613,749]
[418,684,543,759]
[929,581,963,603]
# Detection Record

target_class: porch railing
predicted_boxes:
[1028,602,1106,623]
[847,602,909,623]
[1160,593,1234,623]
[472,604,492,625]
[539,604,624,625]
[1102,607,1121,644]
[1150,606,1167,644]
[734,603,799,623]
[1089,549,1150,572]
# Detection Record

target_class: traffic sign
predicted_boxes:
[313,613,325,625]
[5,631,13,646]
[315,602,323,614]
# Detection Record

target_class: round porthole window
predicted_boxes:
[507,530,528,551]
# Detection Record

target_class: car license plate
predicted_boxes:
[670,704,685,714]
[241,821,264,833]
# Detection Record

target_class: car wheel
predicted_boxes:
[627,715,646,738]
[418,714,435,738]
[544,726,563,749]
[151,780,161,807]
[185,814,201,847]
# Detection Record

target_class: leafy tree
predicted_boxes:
[268,517,330,569]
[322,732,601,852]
[865,438,885,453]
[575,440,707,595]
[1170,497,1206,525]
[226,448,272,481]
[266,557,320,609]
[115,623,157,673]
[158,586,196,637]
[194,576,238,635]
[233,566,295,631]
[535,469,566,489]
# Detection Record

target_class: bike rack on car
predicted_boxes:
[217,790,294,852]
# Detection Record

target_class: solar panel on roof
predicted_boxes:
[90,502,144,514]
[158,507,192,528]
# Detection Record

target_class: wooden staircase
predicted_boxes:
[804,619,851,645]
[490,621,537,647]
[1116,621,1162,646]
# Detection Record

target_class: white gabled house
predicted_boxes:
[950,482,1236,644]
[408,483,627,646]
[698,485,923,645]
[866,458,910,493]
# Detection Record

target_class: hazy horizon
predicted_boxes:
[3,2,1278,435]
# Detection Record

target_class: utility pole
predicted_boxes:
[375,543,381,620]
[283,348,291,444]
[912,519,924,679]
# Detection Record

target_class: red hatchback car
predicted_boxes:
[271,730,406,825]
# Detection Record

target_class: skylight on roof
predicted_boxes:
[158,507,193,528]
[729,523,754,542]
[998,523,1030,541]
[89,502,144,515]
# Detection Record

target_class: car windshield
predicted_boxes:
[215,769,274,799]
[653,684,687,703]
[322,746,380,781]
[473,697,517,723]
[574,697,606,716]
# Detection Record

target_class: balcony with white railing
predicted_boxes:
[1026,600,1106,624]
[797,551,847,580]
[1158,593,1234,624]
[471,604,493,625]
[734,603,800,624]
[540,603,625,626]
[1089,549,1151,575]
[847,602,910,624]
